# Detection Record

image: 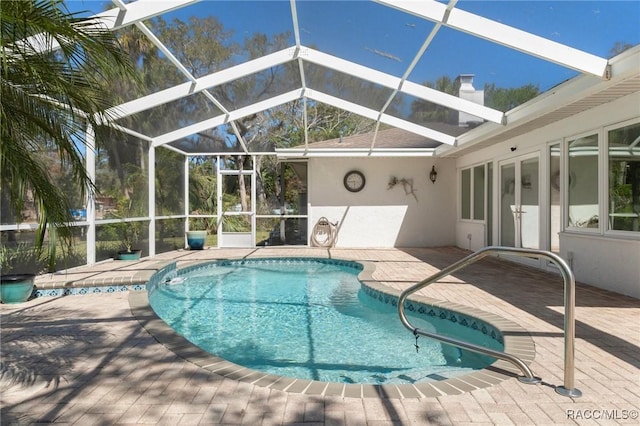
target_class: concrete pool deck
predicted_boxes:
[1,246,639,424]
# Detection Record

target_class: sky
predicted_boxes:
[66,0,640,92]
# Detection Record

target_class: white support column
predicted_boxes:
[85,124,96,265]
[148,145,156,258]
[252,157,257,246]
[216,156,222,246]
[184,155,190,247]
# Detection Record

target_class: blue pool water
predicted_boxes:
[149,258,500,384]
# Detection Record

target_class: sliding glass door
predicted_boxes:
[499,155,540,249]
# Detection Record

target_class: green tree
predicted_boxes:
[1,0,139,267]
[409,76,459,124]
[99,25,159,204]
[483,83,539,111]
[609,42,633,57]
[409,76,540,127]
[189,158,217,224]
[156,149,184,216]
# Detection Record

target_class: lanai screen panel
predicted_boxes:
[94,137,150,219]
[289,103,379,146]
[303,62,397,113]
[147,0,295,78]
[114,92,223,139]
[212,63,302,111]
[155,149,185,216]
[407,25,577,95]
[63,1,193,101]
[60,0,638,155]
[113,24,190,102]
[387,91,465,135]
[452,0,638,58]
[168,124,245,154]
[295,0,436,77]
[244,99,308,152]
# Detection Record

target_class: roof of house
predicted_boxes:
[304,126,466,150]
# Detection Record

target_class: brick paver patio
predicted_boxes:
[1,247,638,425]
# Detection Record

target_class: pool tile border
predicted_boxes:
[31,260,175,298]
[129,257,537,399]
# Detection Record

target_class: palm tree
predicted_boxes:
[1,0,139,268]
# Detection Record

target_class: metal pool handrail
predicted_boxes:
[397,246,582,398]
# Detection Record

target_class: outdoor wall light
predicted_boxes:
[429,165,437,184]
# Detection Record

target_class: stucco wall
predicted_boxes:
[456,222,486,252]
[308,157,456,247]
[560,234,640,299]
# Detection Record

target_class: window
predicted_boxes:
[461,169,471,219]
[461,164,485,221]
[549,143,561,252]
[608,121,640,232]
[473,166,485,220]
[568,134,598,229]
[486,162,493,245]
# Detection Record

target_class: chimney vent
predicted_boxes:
[457,74,484,127]
[458,74,475,92]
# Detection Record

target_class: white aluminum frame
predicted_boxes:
[75,0,609,156]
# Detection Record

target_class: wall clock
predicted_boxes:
[343,170,366,192]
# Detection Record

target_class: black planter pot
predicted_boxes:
[1,274,36,304]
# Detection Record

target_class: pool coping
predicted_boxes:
[128,258,537,399]
[32,260,174,297]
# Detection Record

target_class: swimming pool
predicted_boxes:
[148,258,501,385]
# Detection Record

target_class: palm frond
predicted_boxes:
[1,0,141,268]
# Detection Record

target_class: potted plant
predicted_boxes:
[108,196,145,261]
[0,243,46,304]
[117,221,142,260]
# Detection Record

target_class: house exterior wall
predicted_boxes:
[560,234,640,298]
[308,157,456,247]
[455,91,640,298]
[456,221,486,252]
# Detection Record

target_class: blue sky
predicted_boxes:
[67,1,639,91]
